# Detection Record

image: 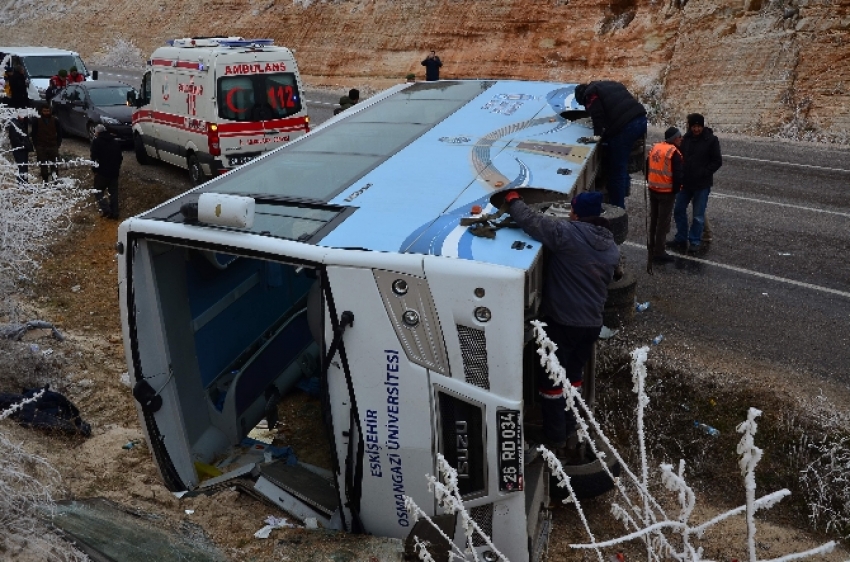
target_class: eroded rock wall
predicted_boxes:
[2,0,848,136]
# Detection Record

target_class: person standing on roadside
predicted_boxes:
[333,88,360,115]
[8,64,30,109]
[90,124,123,219]
[6,110,33,184]
[574,81,647,209]
[669,113,722,255]
[30,105,63,182]
[645,127,683,264]
[421,51,443,81]
[504,189,619,459]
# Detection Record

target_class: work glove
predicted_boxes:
[504,190,522,204]
[577,135,601,144]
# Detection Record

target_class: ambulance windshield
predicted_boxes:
[218,73,302,121]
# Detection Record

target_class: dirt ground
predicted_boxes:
[2,95,848,560]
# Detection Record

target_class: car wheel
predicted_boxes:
[600,203,628,245]
[134,134,149,165]
[188,154,206,186]
[87,122,98,141]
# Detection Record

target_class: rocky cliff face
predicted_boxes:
[3,0,848,138]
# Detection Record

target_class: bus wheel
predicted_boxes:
[134,134,149,165]
[188,154,205,186]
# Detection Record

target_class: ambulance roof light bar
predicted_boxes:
[165,37,275,49]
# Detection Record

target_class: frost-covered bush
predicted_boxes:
[0,107,95,318]
[802,435,850,539]
[406,326,837,561]
[91,38,145,69]
[1,396,88,560]
[633,74,671,127]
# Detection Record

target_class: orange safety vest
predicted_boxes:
[647,142,682,193]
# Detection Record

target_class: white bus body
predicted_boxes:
[118,80,603,560]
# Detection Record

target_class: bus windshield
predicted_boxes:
[218,73,302,122]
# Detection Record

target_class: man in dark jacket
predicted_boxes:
[90,124,123,219]
[30,105,63,182]
[421,51,443,81]
[669,113,722,254]
[8,64,29,109]
[6,110,32,184]
[505,190,619,457]
[574,81,647,209]
[333,88,360,115]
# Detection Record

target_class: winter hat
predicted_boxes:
[664,127,682,142]
[574,84,588,105]
[571,191,604,218]
[348,88,360,101]
[69,66,78,72]
[58,69,67,77]
[687,113,705,127]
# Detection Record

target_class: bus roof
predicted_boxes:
[139,80,597,270]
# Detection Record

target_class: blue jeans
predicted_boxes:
[674,188,711,247]
[604,115,647,209]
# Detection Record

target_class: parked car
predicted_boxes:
[52,81,135,145]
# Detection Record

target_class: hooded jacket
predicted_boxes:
[577,81,646,140]
[508,200,620,327]
[680,127,722,191]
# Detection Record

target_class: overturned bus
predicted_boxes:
[118,80,618,561]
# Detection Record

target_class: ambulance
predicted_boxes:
[118,80,622,561]
[130,37,309,185]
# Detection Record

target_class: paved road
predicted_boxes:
[624,130,850,386]
[92,65,850,386]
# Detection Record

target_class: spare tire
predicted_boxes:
[603,271,636,328]
[600,204,628,245]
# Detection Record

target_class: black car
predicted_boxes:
[52,81,136,146]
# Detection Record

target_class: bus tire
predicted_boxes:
[550,437,620,501]
[188,154,205,186]
[134,134,149,165]
[600,204,628,245]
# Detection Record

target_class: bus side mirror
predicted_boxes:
[91,70,98,80]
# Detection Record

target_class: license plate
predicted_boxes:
[229,155,256,167]
[497,409,523,492]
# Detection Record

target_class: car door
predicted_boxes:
[65,86,88,137]
[52,87,73,132]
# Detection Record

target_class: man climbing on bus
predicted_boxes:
[504,190,620,460]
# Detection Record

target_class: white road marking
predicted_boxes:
[710,192,850,219]
[628,179,850,218]
[623,241,850,299]
[724,154,850,174]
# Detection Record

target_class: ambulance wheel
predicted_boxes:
[134,134,149,165]
[188,154,206,186]
[600,204,628,245]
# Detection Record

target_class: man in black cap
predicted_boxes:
[504,189,620,458]
[574,81,647,209]
[646,127,683,264]
[669,113,722,255]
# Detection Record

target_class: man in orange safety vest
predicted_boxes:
[645,127,683,264]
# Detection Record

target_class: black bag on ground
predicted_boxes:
[0,385,91,436]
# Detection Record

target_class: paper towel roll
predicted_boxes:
[198,193,255,229]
